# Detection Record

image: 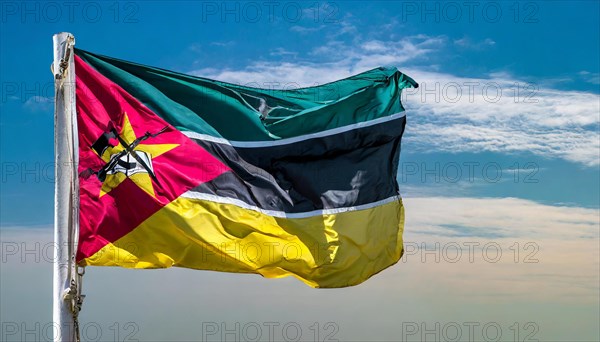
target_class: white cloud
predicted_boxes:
[361,40,388,52]
[578,70,600,85]
[402,70,600,166]
[209,41,235,48]
[404,197,599,240]
[289,24,325,34]
[191,61,349,88]
[454,36,496,49]
[23,96,53,113]
[269,47,298,58]
[191,35,445,85]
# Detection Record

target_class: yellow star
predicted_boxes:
[98,113,178,198]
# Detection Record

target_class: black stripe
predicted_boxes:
[189,116,405,213]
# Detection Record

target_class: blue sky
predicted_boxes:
[1,1,599,341]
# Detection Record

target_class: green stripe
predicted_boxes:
[75,48,417,141]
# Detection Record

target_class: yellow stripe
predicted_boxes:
[82,197,405,288]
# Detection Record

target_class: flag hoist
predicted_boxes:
[52,32,83,342]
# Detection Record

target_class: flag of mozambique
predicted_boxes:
[74,48,417,288]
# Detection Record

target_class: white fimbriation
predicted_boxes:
[53,32,78,342]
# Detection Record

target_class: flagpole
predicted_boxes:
[53,32,78,342]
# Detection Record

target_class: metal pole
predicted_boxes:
[53,32,77,342]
